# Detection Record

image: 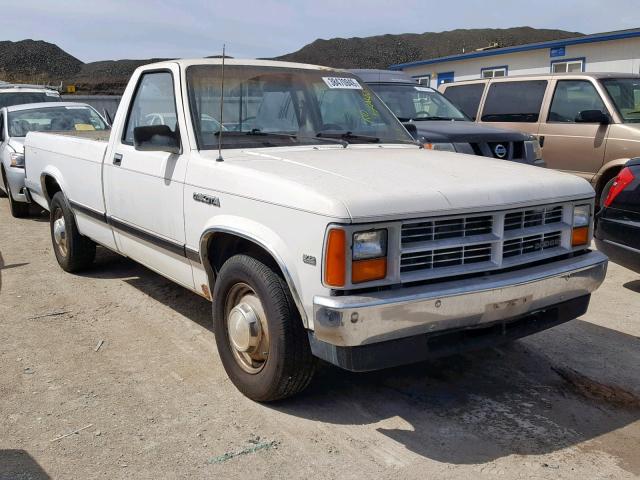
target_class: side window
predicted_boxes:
[0,113,4,141]
[123,72,178,145]
[442,84,485,120]
[547,80,606,123]
[481,80,547,123]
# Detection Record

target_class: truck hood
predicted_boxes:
[409,120,528,143]
[201,145,593,221]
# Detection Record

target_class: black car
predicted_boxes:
[351,69,545,167]
[596,158,640,272]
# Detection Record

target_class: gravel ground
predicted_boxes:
[0,200,639,479]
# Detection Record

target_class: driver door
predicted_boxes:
[103,66,195,289]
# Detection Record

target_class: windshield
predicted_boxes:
[0,92,61,109]
[601,78,640,123]
[8,105,109,137]
[186,65,413,149]
[367,83,468,122]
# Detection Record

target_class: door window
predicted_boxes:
[481,80,547,122]
[547,80,606,123]
[442,83,485,120]
[123,71,178,145]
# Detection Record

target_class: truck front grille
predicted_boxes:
[399,203,571,280]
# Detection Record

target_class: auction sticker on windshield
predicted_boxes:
[322,77,363,90]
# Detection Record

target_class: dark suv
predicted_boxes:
[351,69,544,166]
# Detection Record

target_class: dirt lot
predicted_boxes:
[1,198,639,480]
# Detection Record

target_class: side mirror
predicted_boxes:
[133,125,180,154]
[575,109,610,124]
[403,122,418,139]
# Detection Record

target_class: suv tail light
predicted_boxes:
[604,167,635,207]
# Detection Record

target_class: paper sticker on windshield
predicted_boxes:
[414,86,435,92]
[322,77,363,90]
[75,124,95,131]
[45,92,60,97]
[65,106,86,110]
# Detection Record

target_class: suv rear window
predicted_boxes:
[442,84,485,120]
[481,80,547,123]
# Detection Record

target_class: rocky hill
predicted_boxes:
[0,27,583,94]
[0,39,82,84]
[275,27,582,69]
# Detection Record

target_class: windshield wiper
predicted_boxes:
[316,131,380,143]
[215,129,348,147]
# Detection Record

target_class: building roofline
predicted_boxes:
[389,28,640,70]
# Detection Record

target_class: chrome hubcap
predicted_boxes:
[53,209,68,257]
[225,283,269,374]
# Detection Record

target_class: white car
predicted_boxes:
[0,102,109,217]
[23,59,607,401]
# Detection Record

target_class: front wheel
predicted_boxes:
[49,192,96,272]
[212,254,316,401]
[3,172,29,218]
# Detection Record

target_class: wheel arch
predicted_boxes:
[39,168,67,207]
[198,220,309,327]
[594,159,628,200]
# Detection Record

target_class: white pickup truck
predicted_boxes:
[24,59,607,401]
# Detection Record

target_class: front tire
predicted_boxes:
[49,192,96,272]
[212,254,316,401]
[2,171,29,218]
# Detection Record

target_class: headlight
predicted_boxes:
[572,204,591,247]
[525,138,543,161]
[423,142,456,152]
[353,230,387,260]
[10,152,25,168]
[352,229,387,284]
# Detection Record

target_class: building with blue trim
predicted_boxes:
[389,28,640,88]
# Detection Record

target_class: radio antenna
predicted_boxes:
[216,44,226,162]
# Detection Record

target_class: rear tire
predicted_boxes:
[212,254,316,401]
[49,192,96,272]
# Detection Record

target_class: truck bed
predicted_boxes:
[24,131,109,214]
[47,130,111,142]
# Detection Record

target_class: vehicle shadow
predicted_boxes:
[0,449,50,480]
[73,247,640,466]
[269,321,640,465]
[78,247,213,332]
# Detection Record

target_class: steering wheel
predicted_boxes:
[145,113,165,126]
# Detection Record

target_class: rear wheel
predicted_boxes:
[49,192,96,272]
[212,254,316,401]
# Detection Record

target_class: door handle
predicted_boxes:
[113,153,123,166]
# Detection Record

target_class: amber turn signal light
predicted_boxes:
[571,226,589,247]
[324,229,346,287]
[352,258,387,284]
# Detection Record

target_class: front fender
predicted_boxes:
[198,215,309,328]
[594,158,630,191]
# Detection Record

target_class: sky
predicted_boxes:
[1,0,639,63]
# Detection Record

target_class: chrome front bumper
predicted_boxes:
[313,251,607,347]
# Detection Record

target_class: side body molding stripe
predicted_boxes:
[68,199,202,264]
